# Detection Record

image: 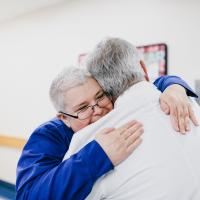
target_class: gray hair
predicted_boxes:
[49,67,91,112]
[86,37,145,100]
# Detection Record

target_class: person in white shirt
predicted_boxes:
[66,37,200,200]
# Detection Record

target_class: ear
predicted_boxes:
[57,113,71,127]
[140,60,150,81]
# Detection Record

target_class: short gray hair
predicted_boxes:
[86,37,145,100]
[49,67,91,112]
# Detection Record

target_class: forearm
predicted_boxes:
[16,141,113,200]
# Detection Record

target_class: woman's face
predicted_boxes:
[60,77,113,132]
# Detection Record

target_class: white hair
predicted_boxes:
[49,67,91,112]
[86,37,145,100]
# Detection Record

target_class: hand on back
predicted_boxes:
[95,120,143,166]
[160,84,199,134]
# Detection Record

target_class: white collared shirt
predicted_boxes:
[65,81,200,200]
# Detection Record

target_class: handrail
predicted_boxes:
[0,135,26,149]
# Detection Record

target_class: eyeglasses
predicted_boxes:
[59,93,112,120]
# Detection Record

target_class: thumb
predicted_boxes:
[160,100,170,114]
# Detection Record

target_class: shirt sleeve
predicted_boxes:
[16,121,113,200]
[153,75,198,98]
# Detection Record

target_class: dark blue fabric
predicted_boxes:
[153,75,198,98]
[16,119,113,200]
[16,76,198,200]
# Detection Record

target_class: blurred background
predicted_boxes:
[0,0,200,199]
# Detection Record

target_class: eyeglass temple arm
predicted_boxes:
[58,111,79,119]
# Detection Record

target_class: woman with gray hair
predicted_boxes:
[16,65,198,199]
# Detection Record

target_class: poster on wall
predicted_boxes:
[137,43,168,81]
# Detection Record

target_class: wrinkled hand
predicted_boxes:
[160,84,199,134]
[95,120,143,166]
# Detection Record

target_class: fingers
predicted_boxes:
[119,121,143,149]
[188,103,199,126]
[117,120,138,135]
[127,138,142,154]
[177,105,186,134]
[171,102,198,134]
[160,100,170,114]
[183,104,190,132]
[169,104,179,132]
[160,84,199,134]
[126,127,144,147]
[171,103,188,134]
[123,122,143,140]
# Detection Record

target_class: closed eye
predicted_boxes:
[96,92,105,100]
[76,105,89,113]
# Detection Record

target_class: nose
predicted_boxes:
[91,104,103,115]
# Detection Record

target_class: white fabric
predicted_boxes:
[64,81,200,200]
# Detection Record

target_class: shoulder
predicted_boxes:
[25,118,74,150]
[35,118,72,136]
[36,118,67,131]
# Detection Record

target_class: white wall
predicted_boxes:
[0,0,200,138]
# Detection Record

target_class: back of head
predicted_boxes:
[49,67,91,112]
[86,37,145,100]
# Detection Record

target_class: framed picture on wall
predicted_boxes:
[137,43,167,81]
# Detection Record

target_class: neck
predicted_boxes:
[112,79,146,103]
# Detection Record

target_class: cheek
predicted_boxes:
[91,104,113,123]
[104,103,113,114]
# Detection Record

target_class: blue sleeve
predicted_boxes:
[153,75,198,98]
[16,120,113,200]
